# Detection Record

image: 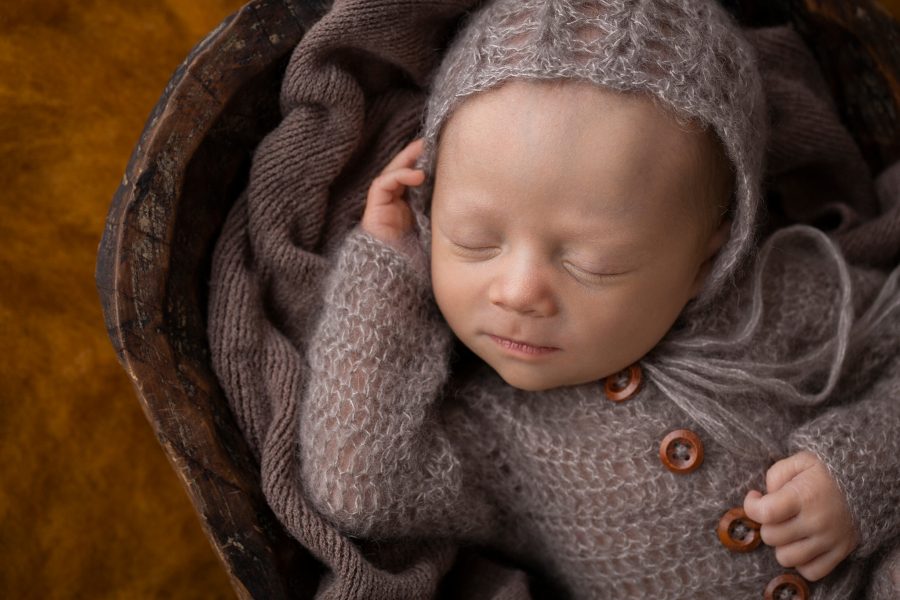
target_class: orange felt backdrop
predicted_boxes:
[1,0,898,598]
[0,2,243,598]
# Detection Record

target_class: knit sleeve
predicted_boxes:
[786,267,900,559]
[298,225,498,541]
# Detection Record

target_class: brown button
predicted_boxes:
[764,573,809,600]
[604,363,642,402]
[716,507,761,552]
[659,429,704,473]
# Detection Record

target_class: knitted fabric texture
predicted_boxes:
[297,217,900,599]
[206,0,900,596]
[412,0,767,312]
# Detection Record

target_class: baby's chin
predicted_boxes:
[500,375,560,392]
[479,354,587,392]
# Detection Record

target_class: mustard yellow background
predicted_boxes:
[1,2,243,597]
[1,1,898,598]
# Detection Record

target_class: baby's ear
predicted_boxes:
[689,218,731,298]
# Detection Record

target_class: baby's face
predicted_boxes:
[430,80,729,391]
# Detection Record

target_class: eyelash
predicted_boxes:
[450,242,496,256]
[450,242,618,284]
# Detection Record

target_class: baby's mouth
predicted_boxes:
[488,334,560,355]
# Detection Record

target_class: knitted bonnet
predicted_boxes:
[411,0,768,310]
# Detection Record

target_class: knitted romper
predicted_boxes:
[297,216,900,599]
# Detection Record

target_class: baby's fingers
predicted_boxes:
[381,138,425,174]
[363,167,423,245]
[774,533,854,581]
[367,168,425,207]
[765,452,819,494]
[773,536,822,567]
[794,545,850,582]
[758,516,806,547]
[744,487,801,525]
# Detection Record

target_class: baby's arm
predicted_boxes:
[298,139,497,541]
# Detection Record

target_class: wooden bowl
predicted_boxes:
[96,2,330,597]
[95,1,900,597]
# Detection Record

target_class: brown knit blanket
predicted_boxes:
[207,1,900,597]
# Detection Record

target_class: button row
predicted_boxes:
[603,363,810,598]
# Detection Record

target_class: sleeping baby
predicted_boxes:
[297,0,900,597]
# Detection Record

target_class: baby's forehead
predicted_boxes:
[440,82,718,188]
[445,80,711,152]
[431,80,732,236]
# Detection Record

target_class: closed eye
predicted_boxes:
[563,261,627,285]
[449,241,499,257]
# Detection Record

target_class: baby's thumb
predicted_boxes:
[742,489,765,521]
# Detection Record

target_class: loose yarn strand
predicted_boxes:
[644,226,896,458]
[847,261,900,346]
[642,361,783,459]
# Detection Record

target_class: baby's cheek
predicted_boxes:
[580,287,682,371]
[431,258,476,327]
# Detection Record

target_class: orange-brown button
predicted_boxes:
[659,429,704,473]
[604,363,642,402]
[716,507,761,552]
[764,573,809,600]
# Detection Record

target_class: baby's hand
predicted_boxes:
[361,138,426,247]
[743,450,858,581]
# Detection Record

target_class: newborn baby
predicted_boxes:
[298,0,900,597]
[343,78,849,596]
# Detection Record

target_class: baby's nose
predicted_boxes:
[488,261,558,317]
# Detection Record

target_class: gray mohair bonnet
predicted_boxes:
[411,0,768,312]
